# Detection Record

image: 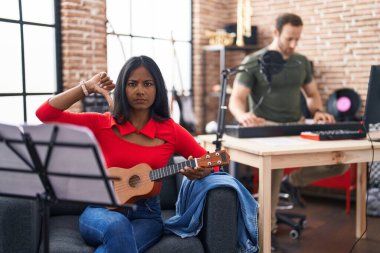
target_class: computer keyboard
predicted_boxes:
[300,129,367,141]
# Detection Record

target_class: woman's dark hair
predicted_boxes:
[276,13,303,33]
[112,55,170,124]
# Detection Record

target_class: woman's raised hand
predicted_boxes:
[86,72,115,111]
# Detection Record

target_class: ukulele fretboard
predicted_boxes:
[149,159,196,181]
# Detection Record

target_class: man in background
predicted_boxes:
[228,12,348,251]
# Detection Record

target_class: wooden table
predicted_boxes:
[197,134,380,253]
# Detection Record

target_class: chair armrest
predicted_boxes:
[199,188,238,253]
[0,196,40,253]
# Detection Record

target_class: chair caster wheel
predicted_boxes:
[289,229,300,239]
[301,219,307,229]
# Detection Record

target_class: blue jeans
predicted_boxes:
[79,196,163,253]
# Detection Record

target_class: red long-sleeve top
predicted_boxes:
[36,101,207,171]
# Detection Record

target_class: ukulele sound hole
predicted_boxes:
[129,175,140,188]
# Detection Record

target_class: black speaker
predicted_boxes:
[326,88,361,121]
[224,24,258,45]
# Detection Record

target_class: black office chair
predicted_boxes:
[275,193,307,239]
[237,164,307,239]
[270,93,310,239]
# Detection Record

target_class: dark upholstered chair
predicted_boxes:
[0,172,239,253]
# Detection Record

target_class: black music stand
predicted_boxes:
[0,122,135,253]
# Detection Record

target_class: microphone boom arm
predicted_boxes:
[212,50,288,151]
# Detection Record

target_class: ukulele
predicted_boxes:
[108,150,230,205]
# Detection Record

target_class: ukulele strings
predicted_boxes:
[113,160,197,188]
[113,166,208,191]
[112,166,186,190]
[112,156,223,191]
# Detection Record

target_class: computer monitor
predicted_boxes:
[363,65,380,132]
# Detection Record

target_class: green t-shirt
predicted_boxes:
[235,48,312,123]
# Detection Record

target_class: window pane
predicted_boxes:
[174,42,191,91]
[21,0,55,24]
[0,96,23,124]
[106,0,192,110]
[153,40,173,90]
[171,0,191,41]
[107,35,131,82]
[106,0,130,34]
[24,25,56,93]
[0,22,23,93]
[131,0,153,37]
[152,0,172,39]
[151,0,191,41]
[0,0,19,20]
[131,37,153,58]
[26,95,51,124]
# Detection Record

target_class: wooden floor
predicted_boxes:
[273,195,380,253]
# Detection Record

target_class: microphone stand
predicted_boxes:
[212,50,287,152]
[213,65,247,152]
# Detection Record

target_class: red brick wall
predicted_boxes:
[193,0,242,132]
[193,0,380,132]
[61,0,107,112]
[249,0,380,110]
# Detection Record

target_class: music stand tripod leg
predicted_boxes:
[37,193,51,253]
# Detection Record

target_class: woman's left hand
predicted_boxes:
[180,156,210,180]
